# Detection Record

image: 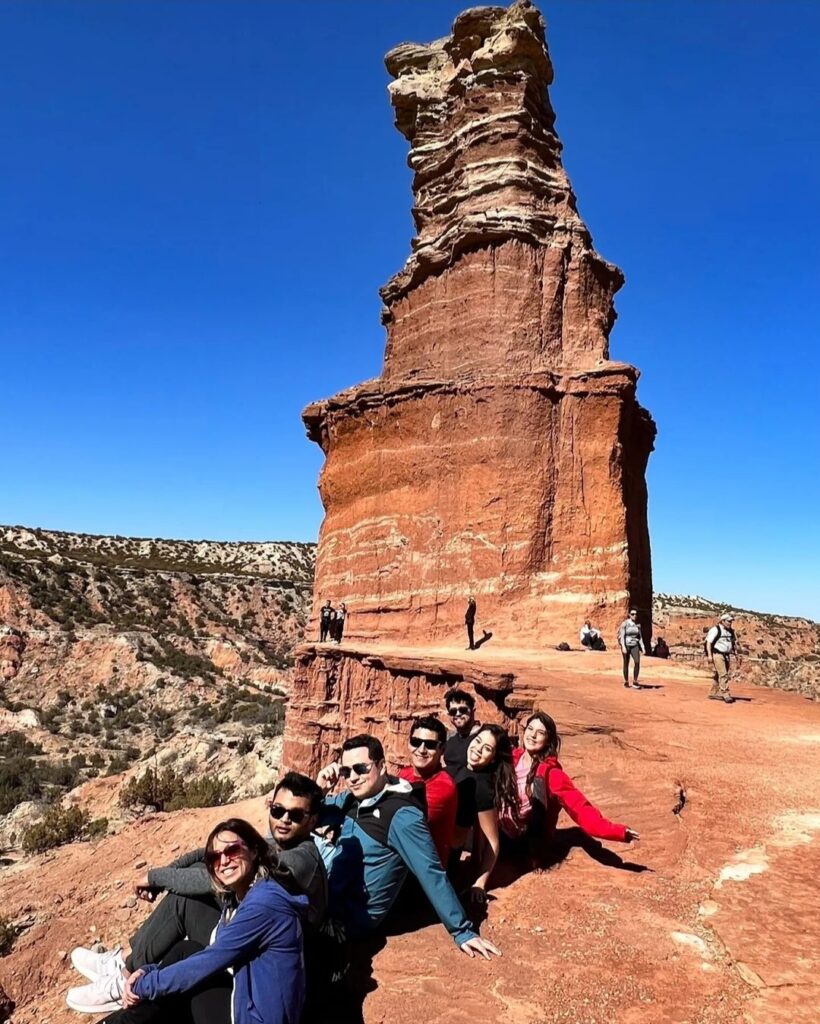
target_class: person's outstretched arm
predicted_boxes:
[388,805,499,959]
[143,848,209,897]
[547,768,635,842]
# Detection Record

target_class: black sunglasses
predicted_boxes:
[448,705,471,716]
[338,762,374,779]
[268,803,309,824]
[409,736,441,751]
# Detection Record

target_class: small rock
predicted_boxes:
[57,950,67,961]
[123,897,137,909]
[134,859,147,869]
[170,844,180,852]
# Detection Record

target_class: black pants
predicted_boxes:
[334,618,345,642]
[466,621,475,649]
[622,646,641,682]
[102,939,231,1024]
[127,893,221,972]
[320,623,329,642]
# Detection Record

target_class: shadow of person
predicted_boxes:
[635,683,664,690]
[474,630,493,649]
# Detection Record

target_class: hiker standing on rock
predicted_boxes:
[319,600,333,643]
[705,612,737,704]
[465,596,477,650]
[333,602,347,644]
[617,609,646,689]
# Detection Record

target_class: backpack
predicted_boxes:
[704,624,735,655]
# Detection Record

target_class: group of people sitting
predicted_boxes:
[64,689,638,1024]
[318,600,347,644]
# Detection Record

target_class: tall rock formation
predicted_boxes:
[303,0,654,648]
[287,0,656,769]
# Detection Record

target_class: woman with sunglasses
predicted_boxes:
[121,818,307,1024]
[451,724,519,904]
[500,712,639,861]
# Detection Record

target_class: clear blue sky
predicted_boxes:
[2,2,818,619]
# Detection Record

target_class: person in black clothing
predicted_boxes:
[465,596,477,650]
[319,600,334,643]
[442,689,482,777]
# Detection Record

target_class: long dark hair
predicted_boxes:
[471,724,520,828]
[205,817,281,898]
[522,712,561,798]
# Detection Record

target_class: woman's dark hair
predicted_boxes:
[445,688,475,711]
[410,715,447,745]
[273,771,323,815]
[341,733,384,763]
[471,724,520,828]
[205,818,281,896]
[522,711,561,798]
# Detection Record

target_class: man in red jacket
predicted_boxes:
[398,716,457,867]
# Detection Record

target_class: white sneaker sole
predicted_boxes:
[65,994,122,1013]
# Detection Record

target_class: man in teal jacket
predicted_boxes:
[316,734,499,960]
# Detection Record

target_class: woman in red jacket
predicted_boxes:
[500,712,639,858]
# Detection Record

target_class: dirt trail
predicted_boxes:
[1,651,818,1023]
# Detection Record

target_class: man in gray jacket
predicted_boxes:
[67,771,326,1012]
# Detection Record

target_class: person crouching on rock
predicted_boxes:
[120,819,306,1024]
[579,621,606,651]
[500,711,639,865]
[449,724,519,909]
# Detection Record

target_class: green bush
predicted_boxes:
[85,817,109,840]
[22,805,90,854]
[120,767,233,813]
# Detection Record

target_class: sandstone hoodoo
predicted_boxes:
[302,0,655,653]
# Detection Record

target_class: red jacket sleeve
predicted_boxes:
[546,767,628,842]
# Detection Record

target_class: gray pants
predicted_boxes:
[622,646,641,682]
[127,892,221,971]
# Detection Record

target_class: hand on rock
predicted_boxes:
[625,828,640,842]
[459,935,501,960]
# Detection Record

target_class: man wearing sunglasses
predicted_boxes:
[316,733,499,961]
[67,772,327,1013]
[397,716,457,867]
[442,688,482,776]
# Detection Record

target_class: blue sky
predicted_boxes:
[2,2,818,619]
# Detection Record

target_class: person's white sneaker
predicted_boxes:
[66,973,125,1014]
[70,945,125,982]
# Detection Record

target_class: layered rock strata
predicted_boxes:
[301,0,655,655]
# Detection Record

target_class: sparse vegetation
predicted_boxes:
[119,766,233,812]
[21,804,90,854]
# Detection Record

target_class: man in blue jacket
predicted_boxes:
[316,733,500,960]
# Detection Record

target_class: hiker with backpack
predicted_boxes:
[705,612,738,704]
[499,712,639,864]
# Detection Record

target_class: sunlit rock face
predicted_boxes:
[300,0,655,655]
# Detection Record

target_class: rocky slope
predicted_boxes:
[0,525,314,847]
[652,593,820,700]
[3,654,820,1024]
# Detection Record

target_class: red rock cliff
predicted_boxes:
[302,0,655,652]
